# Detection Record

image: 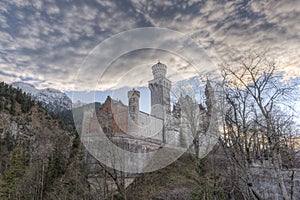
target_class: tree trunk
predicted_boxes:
[272,151,289,200]
[193,137,199,158]
[290,170,295,200]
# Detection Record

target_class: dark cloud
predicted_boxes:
[0,0,298,91]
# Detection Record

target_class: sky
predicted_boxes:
[0,0,299,101]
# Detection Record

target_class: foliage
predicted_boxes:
[45,145,66,188]
[0,147,25,199]
[192,158,225,200]
[0,82,34,115]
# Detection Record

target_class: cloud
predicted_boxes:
[0,0,298,92]
[0,1,117,90]
[45,4,60,15]
[72,28,216,91]
[95,49,199,90]
[127,0,299,76]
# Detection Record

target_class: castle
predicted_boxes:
[86,61,214,146]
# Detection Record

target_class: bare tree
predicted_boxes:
[219,51,298,200]
[82,132,128,200]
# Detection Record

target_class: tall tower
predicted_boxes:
[205,79,214,117]
[128,88,140,131]
[205,79,216,128]
[148,61,171,119]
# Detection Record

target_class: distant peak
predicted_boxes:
[42,88,61,93]
[11,81,36,89]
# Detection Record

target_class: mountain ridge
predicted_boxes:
[11,82,72,113]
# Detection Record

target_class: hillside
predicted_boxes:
[126,153,199,200]
[0,82,94,199]
[125,145,231,200]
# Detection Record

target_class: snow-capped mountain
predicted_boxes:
[72,100,87,108]
[11,82,72,113]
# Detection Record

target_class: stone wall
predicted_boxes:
[251,167,300,200]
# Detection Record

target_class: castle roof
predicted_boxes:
[104,95,126,107]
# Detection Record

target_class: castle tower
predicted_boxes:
[128,88,140,131]
[205,79,214,117]
[148,61,171,119]
[204,79,216,132]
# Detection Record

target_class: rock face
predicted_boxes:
[11,82,72,113]
[0,104,73,162]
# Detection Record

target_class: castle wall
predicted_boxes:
[138,112,163,140]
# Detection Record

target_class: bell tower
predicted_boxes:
[148,61,171,119]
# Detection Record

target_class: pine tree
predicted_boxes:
[9,96,15,115]
[4,131,14,152]
[45,145,65,188]
[0,147,25,199]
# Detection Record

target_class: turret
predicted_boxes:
[152,61,167,78]
[148,61,171,119]
[128,89,140,132]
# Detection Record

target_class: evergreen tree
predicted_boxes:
[4,131,14,152]
[0,147,25,199]
[0,82,34,114]
[45,145,65,188]
[9,96,15,115]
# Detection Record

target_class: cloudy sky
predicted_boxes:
[0,0,299,94]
